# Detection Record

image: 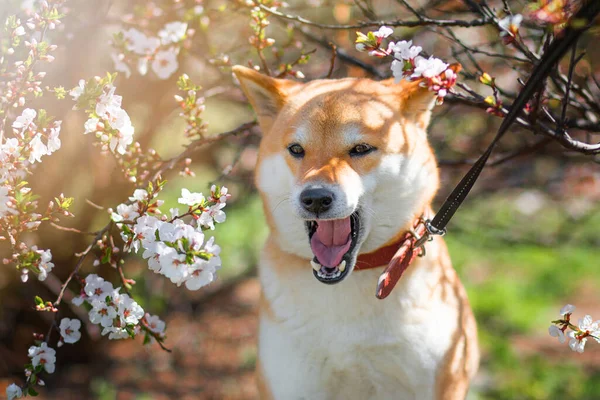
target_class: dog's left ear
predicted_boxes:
[232,66,300,132]
[385,63,461,130]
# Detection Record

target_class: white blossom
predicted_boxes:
[102,326,130,340]
[105,108,134,155]
[178,188,205,206]
[95,86,122,118]
[373,26,393,39]
[568,331,587,353]
[411,56,449,79]
[0,186,12,217]
[31,246,54,281]
[144,313,166,336]
[84,118,99,134]
[116,293,144,325]
[137,58,149,76]
[498,14,523,36]
[129,189,149,202]
[560,304,576,316]
[59,318,82,344]
[158,21,187,45]
[548,325,566,344]
[46,122,61,153]
[14,26,26,36]
[389,40,421,60]
[111,53,131,79]
[6,383,23,400]
[12,108,37,131]
[84,274,115,301]
[151,47,179,79]
[28,134,47,164]
[198,203,226,230]
[28,342,56,374]
[89,298,118,327]
[71,295,84,306]
[69,79,85,100]
[567,315,600,353]
[123,28,160,56]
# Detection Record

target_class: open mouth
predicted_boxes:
[306,211,360,284]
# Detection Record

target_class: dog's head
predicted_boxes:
[233,66,440,284]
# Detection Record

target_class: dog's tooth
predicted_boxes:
[338,260,346,272]
[311,260,321,271]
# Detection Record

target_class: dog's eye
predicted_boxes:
[349,143,376,157]
[287,143,305,158]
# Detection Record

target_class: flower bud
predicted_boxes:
[479,72,495,86]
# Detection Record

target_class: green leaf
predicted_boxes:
[101,247,112,264]
[34,296,44,306]
[29,387,39,396]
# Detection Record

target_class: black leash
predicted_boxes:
[425,0,600,238]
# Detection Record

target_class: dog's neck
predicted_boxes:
[355,209,429,270]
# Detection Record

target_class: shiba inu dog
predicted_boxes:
[232,65,479,400]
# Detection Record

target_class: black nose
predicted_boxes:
[300,188,334,214]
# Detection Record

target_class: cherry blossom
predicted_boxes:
[116,293,144,325]
[5,383,23,400]
[560,304,575,316]
[0,186,11,217]
[548,325,566,343]
[84,274,115,301]
[59,318,82,344]
[412,56,449,79]
[89,298,118,328]
[145,313,166,336]
[31,246,54,281]
[568,330,587,353]
[152,47,179,79]
[498,14,523,43]
[84,118,99,134]
[178,188,205,206]
[111,53,132,78]
[158,21,188,45]
[123,28,160,56]
[69,79,85,100]
[389,40,421,61]
[11,108,37,131]
[95,86,122,117]
[373,26,393,39]
[28,342,56,374]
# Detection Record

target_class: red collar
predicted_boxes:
[354,219,428,299]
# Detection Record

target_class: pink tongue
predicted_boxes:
[310,217,352,267]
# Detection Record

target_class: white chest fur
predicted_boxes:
[258,240,460,400]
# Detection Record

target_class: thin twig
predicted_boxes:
[151,121,257,182]
[560,42,582,126]
[49,222,95,235]
[326,43,337,78]
[257,3,491,29]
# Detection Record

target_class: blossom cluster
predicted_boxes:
[70,79,134,155]
[1,0,71,285]
[113,185,230,291]
[72,274,156,339]
[2,2,230,398]
[174,74,208,140]
[548,304,600,353]
[112,21,189,79]
[355,26,457,105]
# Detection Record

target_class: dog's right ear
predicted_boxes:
[232,66,300,132]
